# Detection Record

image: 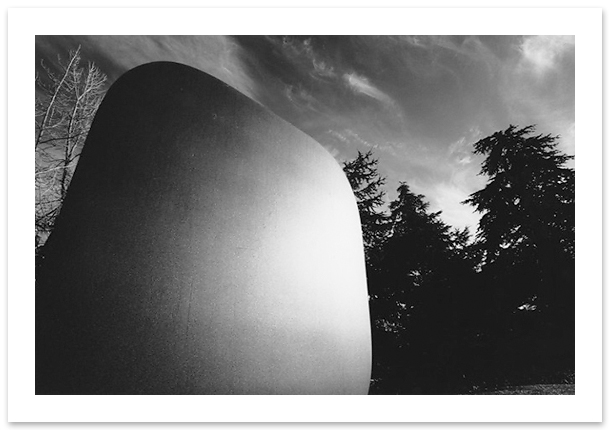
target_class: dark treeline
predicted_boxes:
[343,125,575,394]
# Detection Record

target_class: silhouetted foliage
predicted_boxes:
[463,125,575,387]
[340,166,481,393]
[464,125,574,265]
[342,150,390,265]
[368,183,481,393]
[343,132,575,394]
[464,125,575,312]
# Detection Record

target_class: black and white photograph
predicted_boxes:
[7,6,602,423]
[34,33,577,396]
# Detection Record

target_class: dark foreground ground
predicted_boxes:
[480,384,575,395]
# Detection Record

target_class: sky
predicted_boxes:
[35,35,575,232]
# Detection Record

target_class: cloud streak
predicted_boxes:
[343,72,396,107]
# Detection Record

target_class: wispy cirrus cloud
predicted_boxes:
[261,37,397,110]
[343,72,396,108]
[326,129,376,149]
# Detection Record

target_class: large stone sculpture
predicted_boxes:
[36,62,372,394]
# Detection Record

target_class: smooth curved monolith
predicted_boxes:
[36,62,371,394]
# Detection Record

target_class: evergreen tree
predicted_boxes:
[370,182,479,393]
[463,125,574,311]
[463,125,575,385]
[342,150,390,265]
[380,183,452,300]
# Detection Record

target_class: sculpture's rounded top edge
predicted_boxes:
[108,61,345,178]
[112,61,314,139]
[114,61,231,91]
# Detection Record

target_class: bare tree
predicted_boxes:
[35,46,107,251]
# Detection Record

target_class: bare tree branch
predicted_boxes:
[35,46,82,150]
[35,47,107,250]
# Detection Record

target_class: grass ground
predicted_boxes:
[483,384,575,395]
